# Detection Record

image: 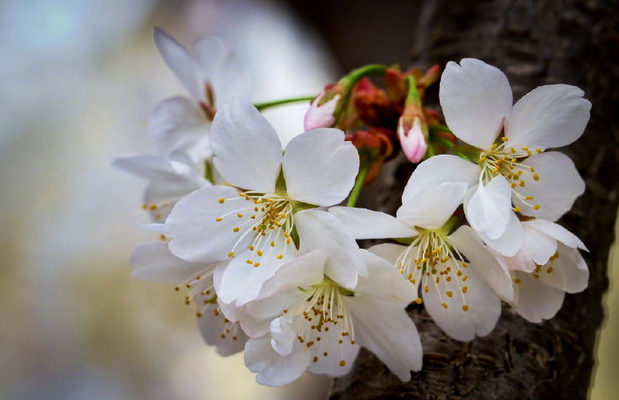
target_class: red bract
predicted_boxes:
[346,128,395,185]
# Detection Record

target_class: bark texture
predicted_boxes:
[329,0,619,398]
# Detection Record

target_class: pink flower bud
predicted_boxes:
[398,116,428,163]
[303,92,341,130]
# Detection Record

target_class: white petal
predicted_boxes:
[141,223,166,234]
[129,242,212,284]
[448,225,514,301]
[345,296,422,380]
[210,98,282,192]
[537,243,589,293]
[270,315,296,356]
[397,182,467,230]
[511,271,565,323]
[505,84,591,150]
[465,175,512,240]
[505,250,536,273]
[423,261,501,341]
[165,185,243,263]
[524,219,587,251]
[240,251,326,337]
[240,288,303,338]
[402,155,480,203]
[153,28,201,101]
[217,234,294,306]
[475,211,525,257]
[439,58,512,150]
[329,207,415,239]
[254,250,327,297]
[514,152,585,221]
[114,154,205,203]
[521,223,557,265]
[369,243,421,299]
[306,325,360,378]
[354,250,417,306]
[193,37,252,104]
[244,336,310,387]
[505,222,556,272]
[368,243,407,266]
[114,154,192,183]
[216,296,243,324]
[147,96,211,162]
[295,209,366,288]
[282,128,359,206]
[143,171,206,209]
[196,304,247,356]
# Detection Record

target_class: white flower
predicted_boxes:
[113,151,208,222]
[331,181,513,342]
[129,240,247,356]
[164,98,363,308]
[421,58,590,255]
[149,28,251,163]
[503,219,589,323]
[241,250,422,386]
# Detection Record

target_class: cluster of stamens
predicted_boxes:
[288,280,356,367]
[215,191,295,267]
[513,251,560,284]
[396,230,471,312]
[478,137,543,212]
[173,270,242,342]
[141,201,172,221]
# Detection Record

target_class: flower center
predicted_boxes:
[285,279,356,367]
[215,191,295,266]
[396,229,471,312]
[478,138,543,211]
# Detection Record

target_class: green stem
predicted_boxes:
[342,64,389,85]
[254,96,316,111]
[429,124,452,134]
[405,75,421,108]
[337,64,389,126]
[346,160,372,207]
[430,135,455,149]
[425,143,436,160]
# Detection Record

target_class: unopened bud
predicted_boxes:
[398,115,428,163]
[304,88,342,130]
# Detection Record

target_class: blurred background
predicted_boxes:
[0,0,616,399]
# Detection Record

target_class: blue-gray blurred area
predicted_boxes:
[0,0,617,399]
[0,0,337,399]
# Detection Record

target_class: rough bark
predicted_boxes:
[330,0,619,399]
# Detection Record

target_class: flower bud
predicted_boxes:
[303,84,343,130]
[397,114,428,163]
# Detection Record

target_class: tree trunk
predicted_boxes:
[329,0,619,398]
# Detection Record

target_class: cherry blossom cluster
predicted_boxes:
[115,29,591,386]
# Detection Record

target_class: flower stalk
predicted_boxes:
[254,95,317,111]
[346,158,373,207]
